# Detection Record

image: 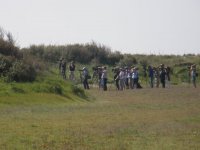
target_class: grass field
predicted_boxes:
[0,85,200,150]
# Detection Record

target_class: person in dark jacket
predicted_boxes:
[148,65,154,88]
[114,70,120,90]
[159,64,166,88]
[82,67,89,89]
[69,61,75,81]
[61,59,66,80]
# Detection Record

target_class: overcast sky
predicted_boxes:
[0,0,200,54]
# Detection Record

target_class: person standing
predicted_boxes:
[114,69,120,90]
[101,66,108,91]
[132,67,139,89]
[191,64,197,88]
[69,61,75,81]
[159,64,166,88]
[82,67,89,89]
[119,68,125,90]
[125,67,130,89]
[148,65,154,88]
[61,59,67,80]
[154,67,160,88]
[98,67,103,89]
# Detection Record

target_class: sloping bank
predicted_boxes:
[0,76,89,107]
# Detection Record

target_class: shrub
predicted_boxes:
[71,85,86,98]
[49,84,63,95]
[7,60,36,82]
[11,86,25,93]
[0,55,14,76]
[0,28,21,58]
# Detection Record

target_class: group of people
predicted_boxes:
[147,64,171,88]
[58,58,198,90]
[59,58,76,81]
[59,59,108,90]
[111,64,170,90]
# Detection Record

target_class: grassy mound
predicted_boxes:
[0,69,88,107]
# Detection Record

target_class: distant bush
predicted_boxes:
[0,27,38,82]
[0,55,14,76]
[24,42,121,65]
[118,54,137,67]
[7,60,36,82]
[0,28,21,58]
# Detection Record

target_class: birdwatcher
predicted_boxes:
[69,61,76,81]
[125,67,130,89]
[82,67,90,89]
[113,67,120,90]
[159,64,166,88]
[119,68,125,90]
[61,59,67,80]
[191,64,197,88]
[59,57,63,75]
[132,67,139,89]
[154,67,160,88]
[129,66,134,89]
[148,65,154,88]
[98,67,103,89]
[101,66,108,91]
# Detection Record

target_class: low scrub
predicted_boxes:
[71,85,86,98]
[7,60,36,82]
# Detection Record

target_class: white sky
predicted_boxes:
[0,0,200,54]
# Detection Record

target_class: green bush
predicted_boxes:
[7,60,36,82]
[0,55,14,76]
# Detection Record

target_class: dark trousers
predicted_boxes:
[61,70,66,80]
[161,79,165,88]
[133,78,138,89]
[125,78,129,89]
[115,79,119,90]
[103,78,107,91]
[150,77,154,88]
[83,78,89,89]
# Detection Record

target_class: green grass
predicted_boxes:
[0,85,200,149]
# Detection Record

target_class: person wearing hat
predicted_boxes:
[82,67,89,89]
